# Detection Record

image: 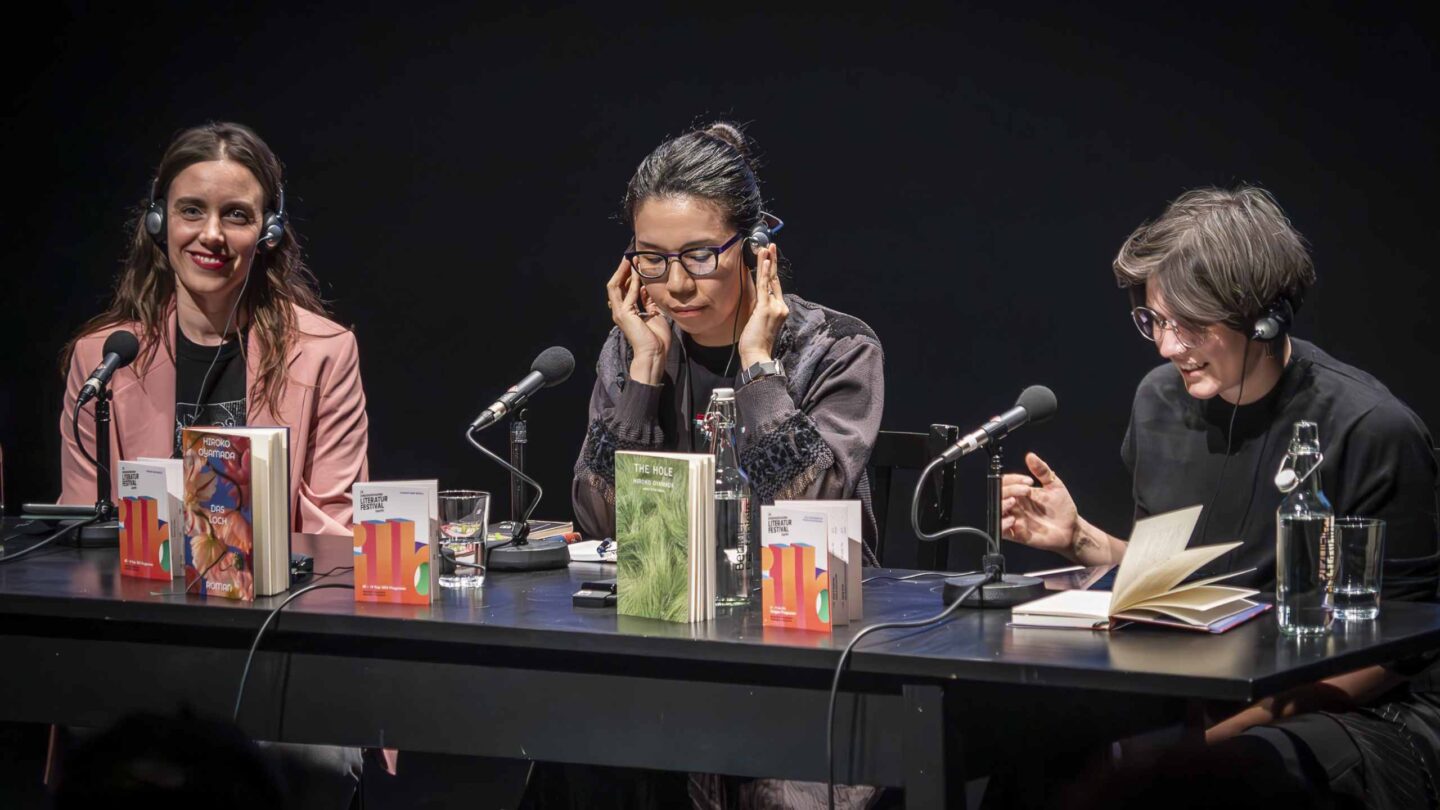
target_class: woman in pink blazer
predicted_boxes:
[58,121,369,537]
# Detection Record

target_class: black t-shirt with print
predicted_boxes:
[173,325,247,457]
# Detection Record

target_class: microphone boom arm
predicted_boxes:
[911,456,993,548]
[465,422,543,543]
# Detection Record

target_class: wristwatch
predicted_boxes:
[739,359,785,387]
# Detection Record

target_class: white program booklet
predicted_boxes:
[118,458,185,580]
[351,480,440,604]
[775,499,864,623]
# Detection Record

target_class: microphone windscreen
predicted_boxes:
[103,330,141,367]
[532,346,576,387]
[1016,385,1058,424]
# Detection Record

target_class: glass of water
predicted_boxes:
[1333,517,1385,621]
[438,490,489,590]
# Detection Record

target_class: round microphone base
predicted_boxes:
[942,573,1047,609]
[61,520,120,549]
[486,537,571,572]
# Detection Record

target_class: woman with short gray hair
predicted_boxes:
[1002,185,1440,809]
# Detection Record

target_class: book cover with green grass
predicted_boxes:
[616,451,711,622]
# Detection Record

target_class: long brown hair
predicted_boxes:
[63,122,330,414]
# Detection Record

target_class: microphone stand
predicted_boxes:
[911,444,1047,608]
[464,418,569,572]
[509,410,527,526]
[70,387,121,547]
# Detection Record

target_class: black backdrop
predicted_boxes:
[3,3,1435,569]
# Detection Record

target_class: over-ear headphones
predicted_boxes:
[144,177,287,254]
[1251,293,1298,342]
[742,212,785,270]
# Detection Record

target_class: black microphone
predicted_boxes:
[469,346,576,431]
[938,385,1058,463]
[77,330,141,407]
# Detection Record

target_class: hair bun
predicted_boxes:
[702,121,752,164]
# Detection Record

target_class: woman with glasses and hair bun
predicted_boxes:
[571,122,885,551]
[1000,185,1439,810]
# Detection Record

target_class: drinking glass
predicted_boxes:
[1333,517,1385,621]
[438,490,489,589]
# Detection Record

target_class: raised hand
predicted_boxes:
[1000,452,1081,557]
[606,257,671,385]
[737,243,789,369]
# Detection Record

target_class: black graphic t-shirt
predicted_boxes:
[174,325,248,457]
[681,334,738,449]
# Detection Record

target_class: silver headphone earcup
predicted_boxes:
[144,201,166,245]
[257,212,285,253]
[744,226,771,269]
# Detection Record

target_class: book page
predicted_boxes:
[1127,585,1259,613]
[692,456,715,622]
[1008,613,1112,630]
[1118,598,1260,628]
[701,456,714,621]
[259,429,292,596]
[1012,588,1113,620]
[1112,542,1242,613]
[1166,568,1256,594]
[1112,505,1202,607]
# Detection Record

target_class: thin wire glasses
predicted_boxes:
[1131,306,1209,351]
[624,233,744,280]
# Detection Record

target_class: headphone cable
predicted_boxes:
[1195,334,1254,545]
[187,255,255,429]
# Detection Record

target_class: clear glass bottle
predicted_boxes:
[1275,421,1335,636]
[707,388,753,607]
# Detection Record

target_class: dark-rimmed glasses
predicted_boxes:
[1131,306,1209,351]
[624,233,744,280]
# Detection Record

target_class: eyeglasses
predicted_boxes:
[623,233,744,280]
[1131,306,1210,350]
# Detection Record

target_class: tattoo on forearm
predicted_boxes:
[1074,533,1101,559]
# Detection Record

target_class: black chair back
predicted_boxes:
[867,425,959,569]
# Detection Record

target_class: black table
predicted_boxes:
[3,528,1440,808]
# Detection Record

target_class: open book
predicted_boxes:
[1011,505,1269,632]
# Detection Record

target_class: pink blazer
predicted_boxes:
[59,304,370,536]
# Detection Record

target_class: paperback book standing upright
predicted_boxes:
[614,451,716,623]
[180,427,291,600]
